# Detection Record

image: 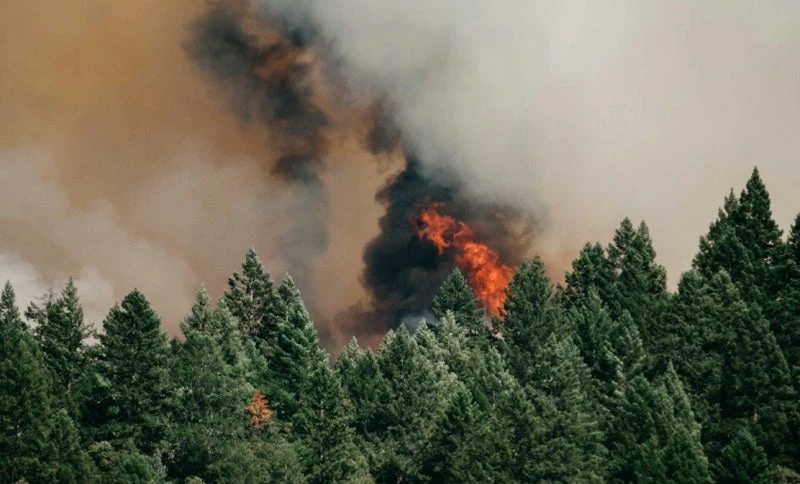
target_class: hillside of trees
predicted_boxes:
[3,167,800,483]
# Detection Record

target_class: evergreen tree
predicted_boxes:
[165,326,253,481]
[694,168,786,308]
[419,313,516,481]
[563,242,620,314]
[500,257,564,384]
[568,292,646,398]
[771,213,800,370]
[90,289,171,453]
[431,268,489,344]
[224,248,284,350]
[361,327,459,482]
[87,440,161,484]
[265,276,369,482]
[666,271,798,465]
[714,428,775,483]
[266,275,326,419]
[26,279,92,418]
[0,282,95,483]
[526,334,607,482]
[608,375,711,483]
[607,219,669,347]
[291,363,372,483]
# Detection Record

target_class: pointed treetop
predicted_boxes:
[181,286,213,335]
[432,268,488,343]
[1,281,19,317]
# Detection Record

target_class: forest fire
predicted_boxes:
[415,203,514,317]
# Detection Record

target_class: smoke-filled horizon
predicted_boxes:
[3,0,800,349]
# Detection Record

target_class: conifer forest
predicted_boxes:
[3,168,800,483]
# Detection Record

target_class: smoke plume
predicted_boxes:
[4,0,800,350]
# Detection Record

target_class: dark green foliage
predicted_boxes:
[667,271,798,464]
[608,374,711,483]
[714,429,775,483]
[563,242,620,313]
[165,327,253,481]
[26,279,92,418]
[694,168,785,308]
[431,268,490,344]
[771,214,800,370]
[87,440,160,484]
[7,167,800,482]
[224,247,284,350]
[266,275,327,419]
[291,364,371,483]
[607,219,669,348]
[265,276,370,482]
[0,282,95,483]
[500,257,564,384]
[90,289,171,453]
[526,334,607,482]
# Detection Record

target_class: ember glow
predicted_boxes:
[415,203,514,317]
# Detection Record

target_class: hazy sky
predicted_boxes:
[2,0,800,342]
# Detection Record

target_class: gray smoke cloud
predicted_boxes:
[262,0,800,286]
[3,0,800,347]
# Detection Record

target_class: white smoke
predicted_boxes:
[264,0,800,284]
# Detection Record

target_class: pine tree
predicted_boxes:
[26,279,92,418]
[526,334,607,482]
[714,428,775,483]
[265,276,370,482]
[91,289,171,453]
[500,257,564,384]
[667,271,798,465]
[563,242,620,314]
[431,268,489,343]
[266,275,326,419]
[0,282,95,483]
[568,292,646,398]
[359,326,459,482]
[291,363,372,483]
[165,327,253,481]
[608,374,711,483]
[607,219,669,347]
[771,213,800,370]
[224,248,284,350]
[694,168,786,308]
[419,313,516,481]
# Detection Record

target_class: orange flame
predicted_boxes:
[416,203,513,317]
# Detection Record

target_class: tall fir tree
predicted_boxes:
[608,374,711,483]
[714,428,775,483]
[419,313,516,481]
[0,282,95,483]
[563,242,620,314]
[526,334,608,482]
[266,276,369,482]
[500,257,564,384]
[26,279,92,418]
[607,218,669,347]
[165,323,254,481]
[771,213,800,371]
[266,275,326,419]
[694,168,786,309]
[224,248,284,351]
[667,270,799,466]
[430,268,490,344]
[90,289,171,454]
[359,326,459,482]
